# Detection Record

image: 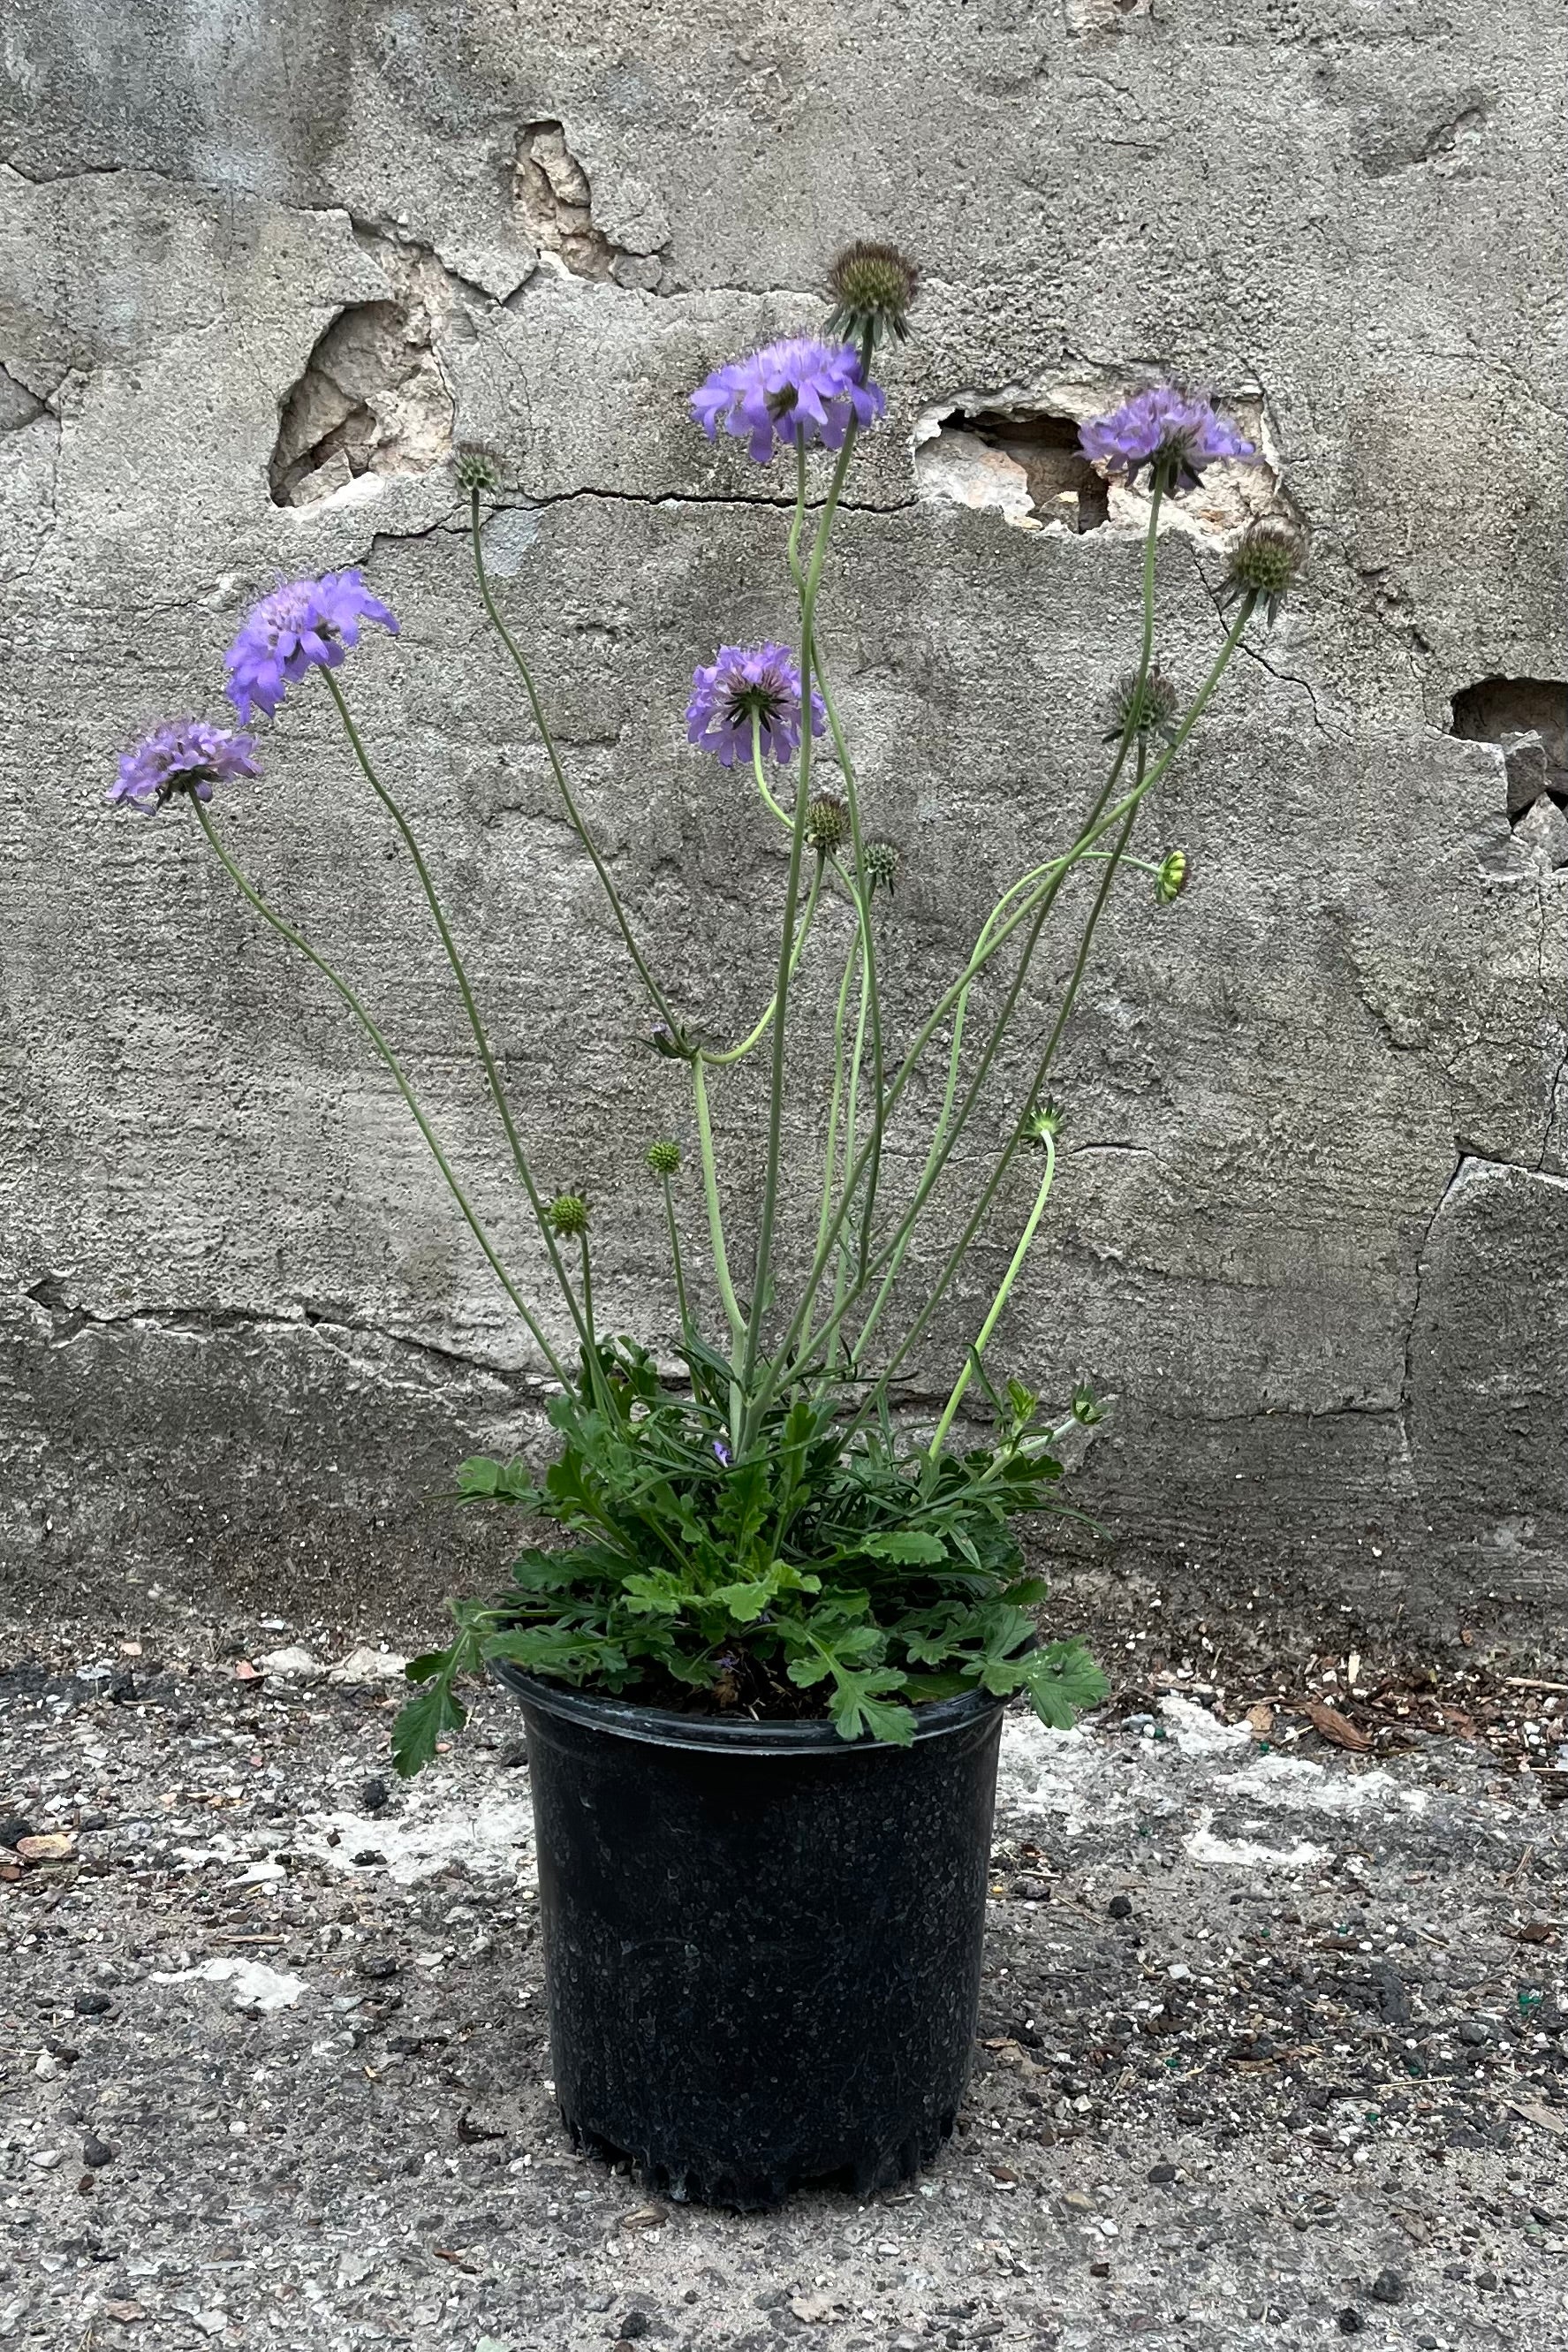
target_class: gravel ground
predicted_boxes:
[3,1637,1566,2352]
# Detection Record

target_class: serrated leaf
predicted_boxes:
[707,1578,776,1624]
[860,1529,947,1565]
[1019,1640,1110,1729]
[828,1668,917,1747]
[390,1678,468,1779]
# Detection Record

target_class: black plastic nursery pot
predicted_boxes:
[494,1661,1007,2208]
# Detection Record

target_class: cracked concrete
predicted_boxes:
[2,1,1567,1653]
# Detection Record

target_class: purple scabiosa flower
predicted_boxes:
[108,718,260,813]
[686,643,826,769]
[1079,387,1255,493]
[224,569,398,722]
[691,338,885,466]
[712,1439,732,1468]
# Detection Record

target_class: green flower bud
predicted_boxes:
[646,1139,681,1178]
[823,241,920,349]
[1222,519,1305,624]
[1102,664,1178,746]
[454,445,508,494]
[1071,1382,1102,1427]
[547,1193,590,1239]
[804,792,852,856]
[1155,849,1189,905]
[864,838,901,893]
[1024,1099,1063,1145]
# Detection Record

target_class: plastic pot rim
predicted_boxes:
[490,1658,1010,1756]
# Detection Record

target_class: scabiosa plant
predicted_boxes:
[1079,386,1255,492]
[691,338,885,466]
[686,643,826,768]
[224,569,398,722]
[109,719,259,811]
[110,233,1292,1768]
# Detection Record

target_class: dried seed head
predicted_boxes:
[547,1193,590,1239]
[1223,519,1306,623]
[864,838,901,892]
[1155,849,1189,906]
[1102,664,1179,746]
[823,241,920,349]
[645,1139,682,1178]
[804,792,852,855]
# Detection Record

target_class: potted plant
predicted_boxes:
[109,242,1301,2204]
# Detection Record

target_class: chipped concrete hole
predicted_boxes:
[1450,676,1568,856]
[912,381,1288,547]
[513,120,669,291]
[269,237,458,509]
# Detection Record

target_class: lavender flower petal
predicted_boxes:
[224,569,399,722]
[108,719,261,812]
[690,338,887,467]
[1079,387,1255,492]
[685,643,827,769]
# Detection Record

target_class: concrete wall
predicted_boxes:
[2,1,1564,1645]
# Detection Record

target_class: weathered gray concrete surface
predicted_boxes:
[2,3,1566,1644]
[4,1650,1568,2349]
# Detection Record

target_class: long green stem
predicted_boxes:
[810,649,884,1279]
[829,936,873,1372]
[662,1174,692,1335]
[801,925,862,1367]
[771,590,1258,1413]
[928,1133,1057,1456]
[691,1051,746,1351]
[739,429,859,1422]
[707,795,827,1067]
[191,800,571,1385]
[467,489,678,1029]
[322,671,588,1353]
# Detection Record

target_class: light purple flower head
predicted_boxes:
[712,1438,732,1468]
[686,643,826,769]
[1079,387,1255,493]
[224,569,398,723]
[108,718,260,813]
[691,337,886,466]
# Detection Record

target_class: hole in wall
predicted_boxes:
[915,405,1110,535]
[1450,677,1568,825]
[512,122,668,292]
[912,380,1285,546]
[269,239,457,509]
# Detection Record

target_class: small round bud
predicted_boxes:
[1223,519,1305,623]
[547,1193,590,1239]
[823,241,920,349]
[804,792,852,855]
[1071,1382,1102,1427]
[1024,1099,1063,1145]
[646,1139,682,1178]
[454,445,508,495]
[1155,849,1189,906]
[1102,663,1178,746]
[864,838,901,893]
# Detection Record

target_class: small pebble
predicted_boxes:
[358,1953,399,1981]
[0,1816,33,1849]
[73,1991,113,2016]
[1147,2162,1177,2185]
[1107,1894,1133,1920]
[1088,2259,1110,2279]
[617,2316,650,2342]
[1458,2020,1490,2046]
[82,2137,116,2169]
[1337,2313,1367,2336]
[1370,2269,1405,2305]
[1013,1875,1051,1902]
[499,1739,529,1769]
[360,1777,389,1814]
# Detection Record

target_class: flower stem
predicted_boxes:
[322,670,589,1354]
[927,1133,1057,1457]
[190,799,571,1385]
[809,647,884,1281]
[662,1173,692,1335]
[739,428,859,1426]
[692,1051,746,1352]
[467,489,679,1029]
